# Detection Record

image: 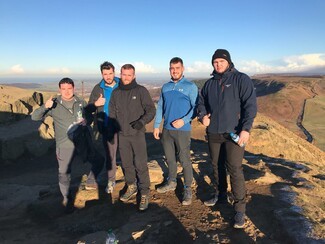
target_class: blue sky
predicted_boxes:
[1,0,325,82]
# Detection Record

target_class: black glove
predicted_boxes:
[130,120,144,130]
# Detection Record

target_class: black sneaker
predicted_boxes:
[139,195,149,211]
[182,187,192,206]
[204,194,218,206]
[233,212,245,228]
[120,184,137,202]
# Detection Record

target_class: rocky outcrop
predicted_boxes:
[0,86,55,164]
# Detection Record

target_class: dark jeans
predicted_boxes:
[216,144,228,194]
[119,131,150,195]
[161,129,193,188]
[208,133,246,213]
[87,133,118,184]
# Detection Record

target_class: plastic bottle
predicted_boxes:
[229,132,239,143]
[230,132,245,147]
[106,229,118,244]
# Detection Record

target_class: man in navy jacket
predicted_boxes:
[197,49,257,228]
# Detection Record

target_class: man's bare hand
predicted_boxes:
[94,94,105,107]
[45,96,54,109]
[238,130,250,147]
[202,114,211,126]
[153,128,160,140]
[172,119,185,129]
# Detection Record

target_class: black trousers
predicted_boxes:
[118,131,150,195]
[208,133,246,213]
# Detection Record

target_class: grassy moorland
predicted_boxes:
[303,95,325,151]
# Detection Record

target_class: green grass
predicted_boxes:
[303,95,325,151]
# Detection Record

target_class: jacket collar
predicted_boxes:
[119,79,138,90]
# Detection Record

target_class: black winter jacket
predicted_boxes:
[197,66,257,134]
[109,79,156,136]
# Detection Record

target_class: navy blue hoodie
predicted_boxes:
[197,65,257,134]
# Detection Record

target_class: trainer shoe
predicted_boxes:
[233,212,245,228]
[139,195,149,211]
[157,181,177,193]
[120,183,137,202]
[85,182,98,191]
[105,181,116,194]
[204,194,218,206]
[182,187,192,206]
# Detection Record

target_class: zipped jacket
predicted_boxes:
[86,78,119,134]
[109,79,156,136]
[154,77,198,131]
[32,95,88,147]
[197,66,257,134]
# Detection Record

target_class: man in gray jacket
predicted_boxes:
[32,77,99,211]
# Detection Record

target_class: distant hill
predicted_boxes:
[0,83,43,89]
[192,75,325,151]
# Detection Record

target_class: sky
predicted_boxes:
[1,0,325,82]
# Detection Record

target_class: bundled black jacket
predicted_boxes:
[109,79,156,136]
[197,65,257,134]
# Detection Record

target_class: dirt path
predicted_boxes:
[1,136,322,244]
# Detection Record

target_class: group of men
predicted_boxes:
[32,49,257,228]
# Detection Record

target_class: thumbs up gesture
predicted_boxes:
[94,93,106,107]
[45,96,54,109]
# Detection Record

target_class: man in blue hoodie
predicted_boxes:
[85,61,119,194]
[197,49,257,228]
[154,57,198,206]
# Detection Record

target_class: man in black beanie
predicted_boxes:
[197,49,257,228]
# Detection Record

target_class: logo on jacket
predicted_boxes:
[132,96,137,100]
[178,89,184,92]
[225,84,231,88]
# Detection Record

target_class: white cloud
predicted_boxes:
[11,64,24,74]
[117,62,156,73]
[186,61,211,73]
[240,53,325,74]
[47,67,71,74]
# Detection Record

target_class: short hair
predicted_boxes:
[59,77,74,88]
[170,57,183,66]
[100,61,115,73]
[121,64,135,72]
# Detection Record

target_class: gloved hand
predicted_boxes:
[130,120,144,130]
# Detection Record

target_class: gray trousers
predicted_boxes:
[56,147,75,200]
[119,132,150,195]
[161,129,193,188]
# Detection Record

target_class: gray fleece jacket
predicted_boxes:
[32,95,87,148]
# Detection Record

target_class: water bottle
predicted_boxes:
[106,229,118,244]
[229,132,239,143]
[230,132,245,147]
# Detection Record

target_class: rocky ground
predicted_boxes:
[0,114,324,244]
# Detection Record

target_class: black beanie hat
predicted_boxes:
[212,49,232,64]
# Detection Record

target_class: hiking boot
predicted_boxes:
[157,181,177,193]
[105,181,116,194]
[182,187,192,206]
[120,184,137,202]
[233,212,245,228]
[139,195,149,211]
